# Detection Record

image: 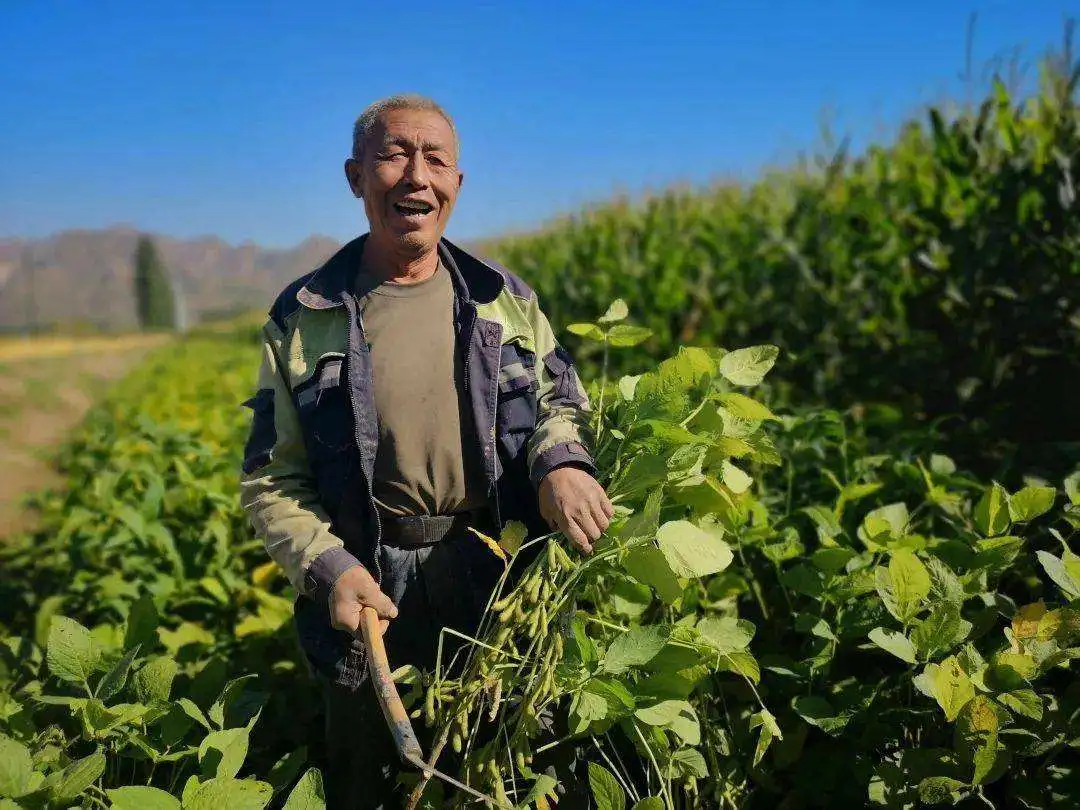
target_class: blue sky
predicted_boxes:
[0,1,1074,247]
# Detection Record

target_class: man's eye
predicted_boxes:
[426,154,447,167]
[381,152,406,160]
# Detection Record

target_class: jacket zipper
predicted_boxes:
[344,292,382,585]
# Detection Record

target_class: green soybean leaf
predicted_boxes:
[671,748,709,778]
[930,454,957,475]
[812,547,856,574]
[49,747,105,803]
[178,698,212,730]
[801,505,843,544]
[1008,486,1056,522]
[281,768,325,810]
[567,322,605,341]
[914,656,974,721]
[717,345,778,387]
[716,651,760,683]
[597,299,629,325]
[1065,471,1080,505]
[918,776,968,804]
[657,520,733,578]
[517,773,558,810]
[996,690,1043,720]
[954,696,1005,786]
[631,799,664,810]
[569,690,608,734]
[792,696,849,735]
[106,786,181,810]
[209,674,263,730]
[158,621,215,654]
[635,699,691,726]
[750,709,782,766]
[718,392,777,421]
[181,776,273,810]
[199,727,251,779]
[95,644,140,701]
[721,460,753,493]
[860,502,910,546]
[669,705,701,745]
[267,748,308,795]
[974,484,1011,536]
[868,627,917,663]
[618,375,641,402]
[622,544,682,604]
[925,557,965,605]
[33,595,64,651]
[697,617,755,654]
[134,656,179,704]
[603,626,670,674]
[47,616,100,687]
[124,593,160,651]
[587,762,626,810]
[888,550,931,620]
[1036,549,1080,601]
[912,603,971,660]
[607,324,653,347]
[0,736,33,799]
[609,578,654,619]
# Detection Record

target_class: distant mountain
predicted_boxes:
[0,227,342,333]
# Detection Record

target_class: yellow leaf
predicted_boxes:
[1012,600,1046,640]
[251,561,281,589]
[468,527,509,565]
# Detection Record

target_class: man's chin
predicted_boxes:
[391,230,438,255]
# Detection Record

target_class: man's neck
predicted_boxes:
[360,238,440,285]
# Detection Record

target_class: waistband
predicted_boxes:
[379,508,493,549]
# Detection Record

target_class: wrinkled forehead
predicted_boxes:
[368,108,456,152]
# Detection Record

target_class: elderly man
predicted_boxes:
[239,94,612,808]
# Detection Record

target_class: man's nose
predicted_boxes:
[402,151,430,188]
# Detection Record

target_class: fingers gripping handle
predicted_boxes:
[359,606,423,762]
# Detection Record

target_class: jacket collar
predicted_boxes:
[296,233,504,310]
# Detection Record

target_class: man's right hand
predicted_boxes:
[329,565,398,637]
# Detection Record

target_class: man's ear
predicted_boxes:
[344,158,363,198]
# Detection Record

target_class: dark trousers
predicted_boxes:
[321,532,504,810]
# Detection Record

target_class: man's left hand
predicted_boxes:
[538,466,614,555]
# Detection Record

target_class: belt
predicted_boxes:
[379,508,493,549]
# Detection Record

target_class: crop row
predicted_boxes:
[482,57,1080,476]
[1,311,1078,808]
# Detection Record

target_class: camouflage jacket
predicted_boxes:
[239,234,595,684]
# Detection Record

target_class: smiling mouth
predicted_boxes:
[393,199,435,218]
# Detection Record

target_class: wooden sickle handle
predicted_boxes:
[359,606,424,762]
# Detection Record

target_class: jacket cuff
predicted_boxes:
[531,441,597,488]
[303,546,364,611]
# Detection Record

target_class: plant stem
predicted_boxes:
[632,722,674,810]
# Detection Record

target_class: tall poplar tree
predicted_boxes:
[133,236,176,330]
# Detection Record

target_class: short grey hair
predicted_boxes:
[351,94,459,161]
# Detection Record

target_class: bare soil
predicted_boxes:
[0,336,168,540]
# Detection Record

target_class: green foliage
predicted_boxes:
[133,235,177,331]
[403,305,1079,809]
[482,58,1080,474]
[0,335,321,808]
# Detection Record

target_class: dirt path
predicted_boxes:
[0,334,170,540]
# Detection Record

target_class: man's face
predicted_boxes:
[345,108,463,259]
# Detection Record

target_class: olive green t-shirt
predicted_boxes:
[355,262,486,520]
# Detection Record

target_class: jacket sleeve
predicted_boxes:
[525,294,598,486]
[239,319,362,607]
